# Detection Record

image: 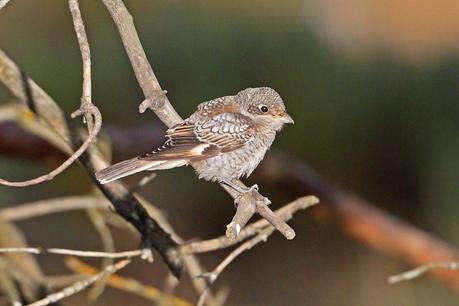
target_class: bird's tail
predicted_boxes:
[95,158,165,184]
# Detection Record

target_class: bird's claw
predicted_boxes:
[234,184,259,206]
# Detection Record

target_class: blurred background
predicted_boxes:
[1,0,459,305]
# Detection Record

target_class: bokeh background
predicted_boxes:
[1,0,459,305]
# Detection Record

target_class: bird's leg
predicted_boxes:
[221,179,259,195]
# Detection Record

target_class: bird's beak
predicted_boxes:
[280,112,294,124]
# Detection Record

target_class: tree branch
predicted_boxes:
[27,259,131,306]
[261,152,459,293]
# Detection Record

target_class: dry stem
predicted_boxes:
[26,259,130,306]
[0,0,102,187]
[65,257,194,306]
[389,262,459,284]
[0,247,153,262]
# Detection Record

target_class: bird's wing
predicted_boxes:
[139,113,255,161]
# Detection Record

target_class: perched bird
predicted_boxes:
[95,87,293,193]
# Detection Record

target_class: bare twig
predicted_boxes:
[184,196,319,254]
[0,115,100,187]
[389,262,459,284]
[197,227,275,306]
[100,0,181,127]
[65,257,194,306]
[68,0,97,131]
[27,259,131,306]
[0,247,153,262]
[85,209,115,299]
[0,0,102,187]
[0,195,104,221]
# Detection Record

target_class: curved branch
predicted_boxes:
[0,0,102,187]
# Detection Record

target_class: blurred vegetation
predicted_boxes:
[1,1,459,305]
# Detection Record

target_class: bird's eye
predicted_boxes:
[259,105,269,113]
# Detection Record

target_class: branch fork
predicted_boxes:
[226,188,296,240]
[139,89,168,113]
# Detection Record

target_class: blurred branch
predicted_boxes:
[100,0,295,241]
[0,220,49,303]
[261,152,459,293]
[0,247,153,261]
[389,262,459,284]
[65,257,194,306]
[27,259,131,306]
[86,209,115,300]
[0,195,103,221]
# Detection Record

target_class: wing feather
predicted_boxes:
[139,113,254,161]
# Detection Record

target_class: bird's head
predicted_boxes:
[237,87,294,131]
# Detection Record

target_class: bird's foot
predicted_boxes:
[234,184,260,206]
[220,180,260,205]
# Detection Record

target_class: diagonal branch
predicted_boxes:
[27,259,131,306]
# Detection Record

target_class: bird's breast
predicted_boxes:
[191,131,275,181]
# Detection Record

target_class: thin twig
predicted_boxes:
[183,196,319,254]
[196,227,275,306]
[389,262,459,284]
[68,0,96,130]
[0,114,100,187]
[65,257,194,306]
[100,0,181,127]
[0,195,104,221]
[86,209,115,299]
[0,247,153,262]
[0,0,102,187]
[27,259,131,306]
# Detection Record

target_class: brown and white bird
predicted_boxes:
[95,87,293,193]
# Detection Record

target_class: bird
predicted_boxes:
[95,87,294,194]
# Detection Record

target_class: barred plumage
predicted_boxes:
[95,87,293,187]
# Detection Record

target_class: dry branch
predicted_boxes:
[27,259,131,306]
[389,262,459,284]
[0,247,153,262]
[262,152,459,293]
[65,257,194,306]
[0,0,102,187]
[183,196,319,254]
[197,227,275,306]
